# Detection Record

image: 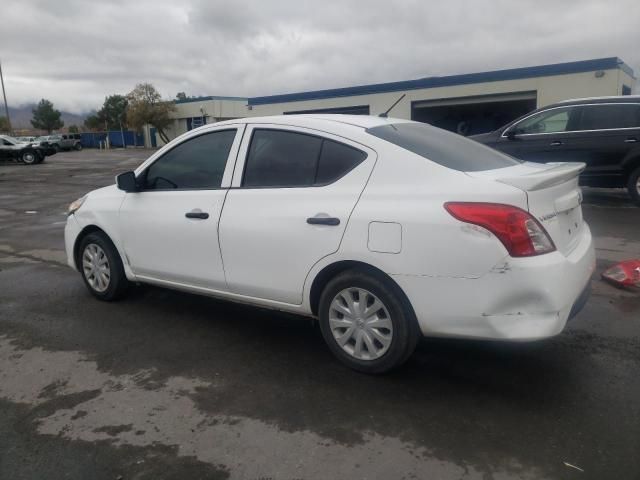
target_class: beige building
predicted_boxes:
[161,57,635,144]
[162,95,247,144]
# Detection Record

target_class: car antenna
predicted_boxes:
[379,94,406,118]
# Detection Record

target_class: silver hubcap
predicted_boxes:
[329,288,393,361]
[636,176,640,195]
[82,243,110,292]
[24,153,35,163]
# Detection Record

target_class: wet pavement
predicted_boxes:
[0,150,639,479]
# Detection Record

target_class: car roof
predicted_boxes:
[555,95,640,106]
[215,114,413,130]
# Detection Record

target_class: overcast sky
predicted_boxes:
[1,0,638,114]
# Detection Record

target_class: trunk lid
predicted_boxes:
[467,162,586,256]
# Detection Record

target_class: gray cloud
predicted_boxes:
[1,0,638,113]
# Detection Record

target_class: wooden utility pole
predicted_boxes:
[0,59,12,134]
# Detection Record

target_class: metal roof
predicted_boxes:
[248,57,634,106]
[175,95,247,104]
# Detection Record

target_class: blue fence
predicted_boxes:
[80,131,145,148]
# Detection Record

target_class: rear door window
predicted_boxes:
[316,140,367,185]
[242,129,367,187]
[367,122,520,172]
[577,104,640,130]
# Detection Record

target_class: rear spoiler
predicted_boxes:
[495,162,585,191]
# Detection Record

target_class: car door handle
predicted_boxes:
[550,140,563,146]
[624,137,638,143]
[307,216,340,226]
[185,211,209,220]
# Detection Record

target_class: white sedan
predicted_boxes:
[65,115,595,373]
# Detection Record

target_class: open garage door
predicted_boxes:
[412,92,537,136]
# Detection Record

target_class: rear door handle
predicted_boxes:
[307,216,340,226]
[185,210,209,220]
[550,140,563,146]
[624,137,638,143]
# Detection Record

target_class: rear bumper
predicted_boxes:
[568,280,591,321]
[393,224,596,340]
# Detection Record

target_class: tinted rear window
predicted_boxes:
[243,130,322,187]
[578,104,640,130]
[242,129,367,188]
[366,122,521,172]
[316,140,367,184]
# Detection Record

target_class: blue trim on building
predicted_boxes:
[248,57,634,106]
[175,95,247,104]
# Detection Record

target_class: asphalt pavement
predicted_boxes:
[0,149,639,479]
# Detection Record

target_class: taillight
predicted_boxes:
[444,202,556,257]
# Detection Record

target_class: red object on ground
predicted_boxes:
[601,259,640,287]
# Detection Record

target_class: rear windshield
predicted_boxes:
[366,122,521,172]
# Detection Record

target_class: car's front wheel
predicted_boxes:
[628,165,640,206]
[75,143,83,151]
[318,269,419,374]
[21,150,38,165]
[78,232,129,301]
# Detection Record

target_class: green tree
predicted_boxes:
[68,125,79,133]
[84,113,102,131]
[100,94,128,130]
[31,99,63,133]
[126,83,175,144]
[0,116,10,133]
[83,95,129,132]
[176,92,187,101]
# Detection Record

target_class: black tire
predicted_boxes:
[318,269,419,374]
[75,143,83,151]
[21,150,38,165]
[78,231,130,301]
[627,166,640,206]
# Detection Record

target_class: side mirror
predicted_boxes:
[116,171,139,192]
[506,129,518,140]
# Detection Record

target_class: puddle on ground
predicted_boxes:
[0,335,545,480]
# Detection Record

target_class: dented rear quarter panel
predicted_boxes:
[339,141,529,279]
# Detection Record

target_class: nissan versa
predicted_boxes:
[65,115,595,373]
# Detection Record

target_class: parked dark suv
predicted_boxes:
[470,96,640,204]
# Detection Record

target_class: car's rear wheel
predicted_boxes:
[75,143,82,151]
[21,151,37,165]
[318,269,419,374]
[78,232,129,301]
[628,166,640,206]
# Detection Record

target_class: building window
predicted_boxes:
[622,85,632,96]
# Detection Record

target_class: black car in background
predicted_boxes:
[470,96,640,204]
[0,135,55,164]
